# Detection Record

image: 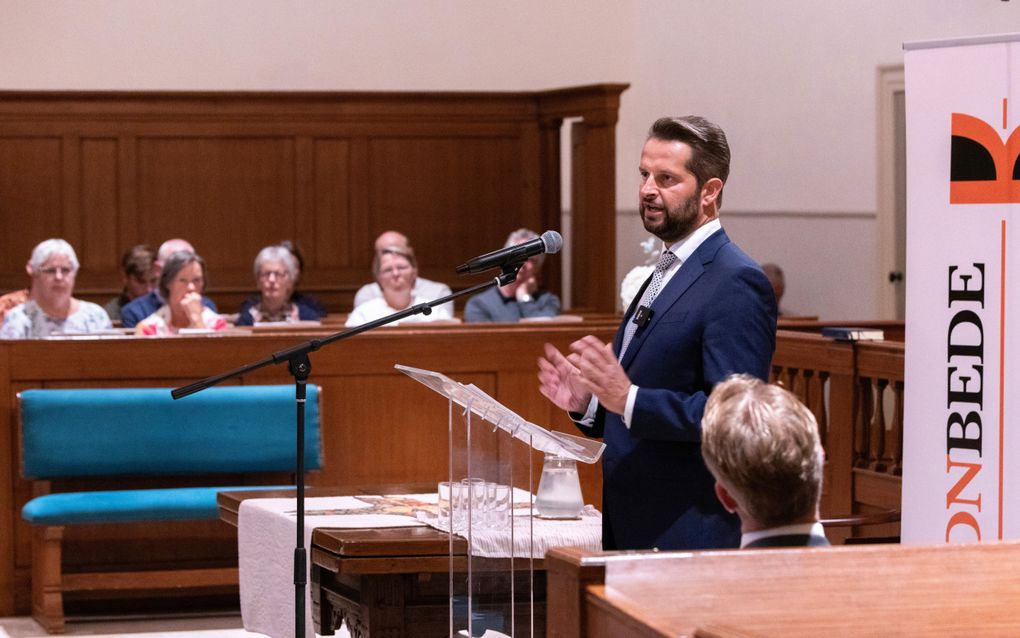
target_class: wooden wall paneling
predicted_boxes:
[569,119,617,313]
[117,135,139,254]
[570,121,589,311]
[0,87,628,311]
[134,135,298,284]
[79,138,121,291]
[538,116,564,298]
[366,135,534,265]
[0,137,63,287]
[60,135,82,257]
[292,135,316,280]
[514,121,555,299]
[312,137,353,271]
[344,136,371,271]
[517,122,544,236]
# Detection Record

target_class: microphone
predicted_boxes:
[456,230,563,274]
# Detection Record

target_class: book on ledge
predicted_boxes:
[821,326,885,341]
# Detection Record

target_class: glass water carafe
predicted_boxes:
[534,454,584,519]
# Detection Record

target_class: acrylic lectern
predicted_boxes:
[397,364,604,638]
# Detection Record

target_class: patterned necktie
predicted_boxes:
[619,250,678,358]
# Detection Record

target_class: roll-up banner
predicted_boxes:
[903,33,1020,543]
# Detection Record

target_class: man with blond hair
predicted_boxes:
[701,374,829,548]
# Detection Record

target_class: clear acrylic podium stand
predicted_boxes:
[397,364,604,638]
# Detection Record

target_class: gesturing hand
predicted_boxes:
[566,335,632,416]
[537,342,592,413]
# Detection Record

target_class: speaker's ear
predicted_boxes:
[701,177,724,209]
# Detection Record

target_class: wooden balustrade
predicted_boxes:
[852,340,905,530]
[771,330,905,542]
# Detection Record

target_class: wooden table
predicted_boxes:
[218,485,547,638]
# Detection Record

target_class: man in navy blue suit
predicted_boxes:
[538,116,777,551]
[701,374,829,549]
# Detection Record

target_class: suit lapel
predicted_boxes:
[620,229,730,369]
[615,274,654,354]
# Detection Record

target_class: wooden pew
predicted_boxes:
[548,541,1020,637]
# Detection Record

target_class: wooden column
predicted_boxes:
[537,85,628,313]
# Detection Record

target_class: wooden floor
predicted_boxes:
[0,614,252,638]
[0,613,356,638]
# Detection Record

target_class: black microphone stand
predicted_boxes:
[171,263,522,638]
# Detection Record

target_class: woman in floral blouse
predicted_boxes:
[134,251,227,336]
[0,239,112,339]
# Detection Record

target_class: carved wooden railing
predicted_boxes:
[772,329,905,542]
[852,340,905,527]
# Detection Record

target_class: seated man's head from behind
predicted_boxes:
[374,231,410,254]
[701,374,824,533]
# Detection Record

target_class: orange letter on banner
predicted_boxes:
[946,511,981,542]
[946,455,982,509]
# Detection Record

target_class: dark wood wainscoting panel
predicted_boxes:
[0,137,63,273]
[310,138,352,270]
[365,134,541,270]
[80,138,121,273]
[135,136,299,278]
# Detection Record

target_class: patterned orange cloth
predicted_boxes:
[0,289,28,323]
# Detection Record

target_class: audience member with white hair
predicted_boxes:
[235,243,326,326]
[0,238,112,338]
[701,374,829,548]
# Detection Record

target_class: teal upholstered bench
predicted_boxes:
[18,384,321,633]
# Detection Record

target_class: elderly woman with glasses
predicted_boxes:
[345,245,453,327]
[235,243,326,326]
[0,238,112,338]
[134,251,227,336]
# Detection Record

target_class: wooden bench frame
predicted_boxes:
[17,384,322,633]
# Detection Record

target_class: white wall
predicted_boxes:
[1,0,1015,318]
